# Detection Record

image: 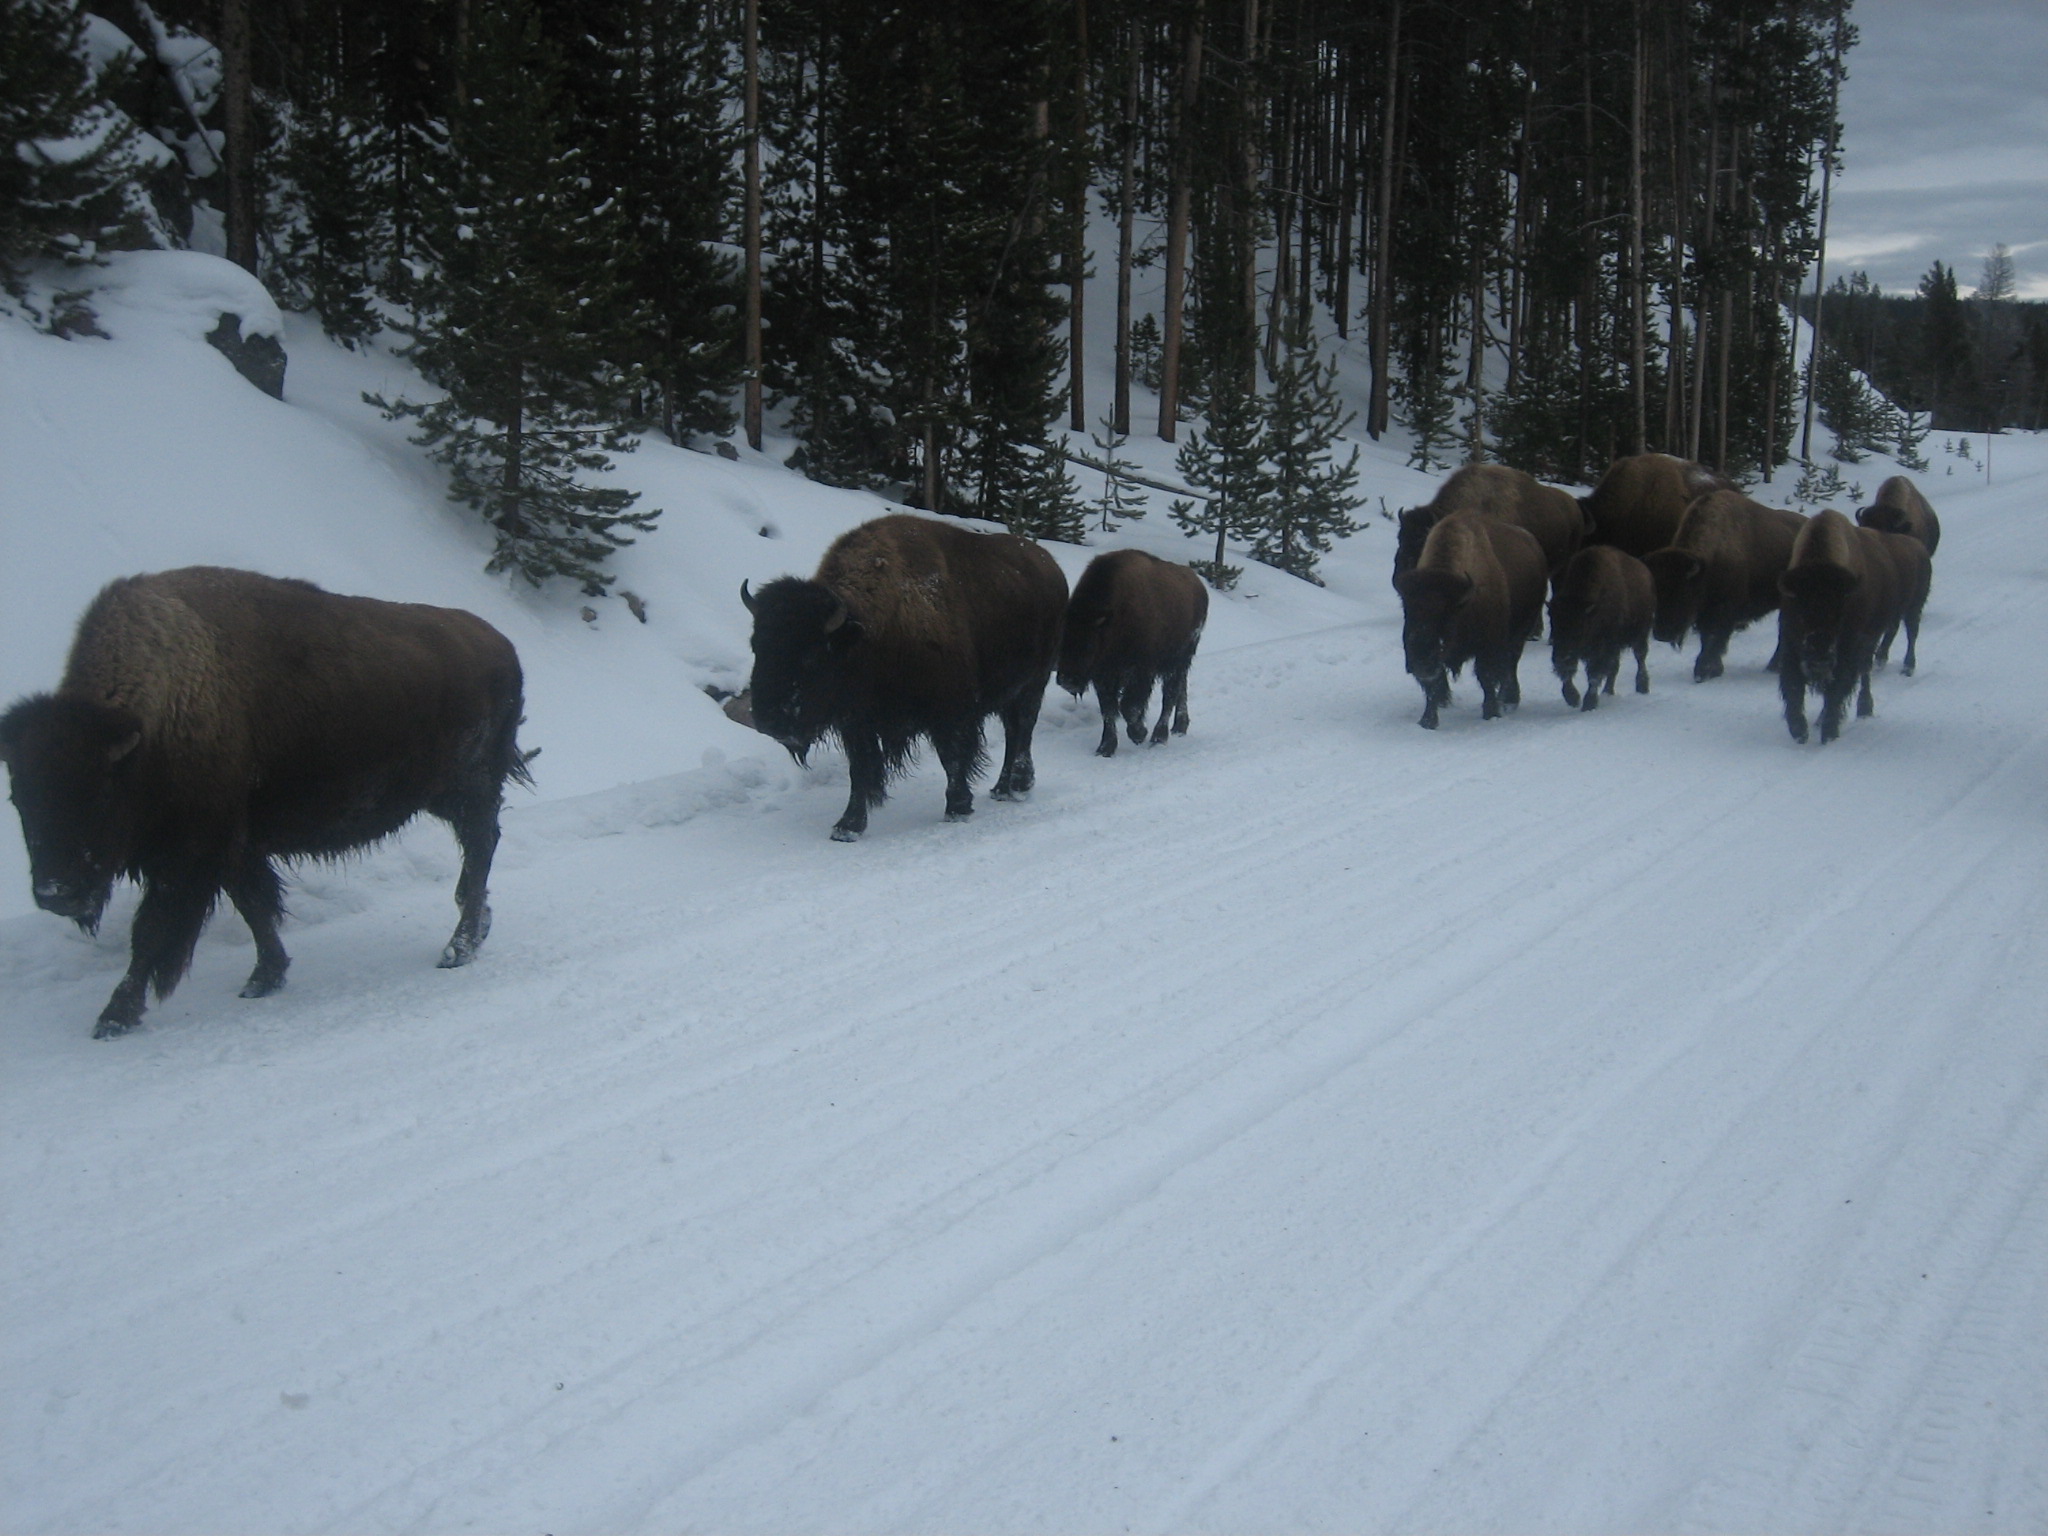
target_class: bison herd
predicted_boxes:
[3,461,1938,1037]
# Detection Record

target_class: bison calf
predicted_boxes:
[0,568,530,1037]
[1776,509,1932,744]
[1056,549,1208,757]
[742,514,1068,841]
[1394,513,1548,729]
[1548,546,1654,711]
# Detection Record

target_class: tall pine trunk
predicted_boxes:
[1366,0,1401,440]
[742,0,763,449]
[1158,0,1205,442]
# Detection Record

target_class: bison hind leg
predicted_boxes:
[434,785,505,964]
[934,718,985,820]
[1093,678,1120,757]
[991,684,1044,801]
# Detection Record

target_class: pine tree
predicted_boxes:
[1169,381,1268,589]
[1088,411,1146,535]
[268,83,388,347]
[371,0,657,596]
[1813,335,1896,463]
[1249,322,1361,583]
[1,0,156,318]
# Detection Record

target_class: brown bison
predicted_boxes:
[1643,490,1806,682]
[1548,546,1655,711]
[0,567,531,1038]
[1056,549,1209,757]
[1391,463,1588,588]
[1855,475,1941,555]
[1777,509,1933,744]
[1394,513,1549,729]
[741,513,1068,841]
[1580,453,1734,559]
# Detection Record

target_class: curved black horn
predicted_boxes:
[740,579,756,614]
[822,597,849,634]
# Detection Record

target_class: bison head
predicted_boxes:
[1643,548,1707,645]
[1390,507,1436,590]
[1055,612,1107,698]
[0,694,145,931]
[1855,504,1906,537]
[1394,568,1474,684]
[740,577,864,761]
[1780,562,1860,681]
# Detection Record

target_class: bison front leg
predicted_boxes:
[1153,665,1189,744]
[1693,626,1732,682]
[1553,647,1583,709]
[934,718,985,821]
[1165,662,1193,737]
[991,682,1046,801]
[831,731,888,841]
[1633,638,1651,694]
[97,875,219,1037]
[1415,671,1451,730]
[225,851,290,997]
[1092,677,1122,757]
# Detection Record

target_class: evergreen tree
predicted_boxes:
[1916,261,1971,423]
[268,83,388,347]
[1169,381,1268,589]
[1088,411,1146,535]
[1,0,156,316]
[371,0,657,596]
[1813,336,1895,462]
[1248,322,1360,583]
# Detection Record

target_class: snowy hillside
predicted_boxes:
[3,256,2044,1534]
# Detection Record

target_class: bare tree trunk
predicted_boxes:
[1629,0,1648,454]
[1069,0,1089,433]
[742,0,763,450]
[1333,65,1355,340]
[1799,0,1845,463]
[1114,22,1138,435]
[220,0,257,274]
[1367,0,1402,440]
[1158,0,1206,441]
[1687,104,1718,462]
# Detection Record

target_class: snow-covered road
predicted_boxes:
[6,442,2044,1532]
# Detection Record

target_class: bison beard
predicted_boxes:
[0,567,530,1037]
[742,515,1068,841]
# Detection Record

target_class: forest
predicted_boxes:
[12,0,2031,593]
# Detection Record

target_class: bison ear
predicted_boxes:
[822,598,863,651]
[108,729,142,764]
[1448,574,1477,611]
[740,579,757,614]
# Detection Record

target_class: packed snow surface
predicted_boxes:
[2,257,2044,1534]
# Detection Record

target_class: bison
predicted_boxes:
[1391,463,1588,589]
[1394,512,1549,730]
[1579,453,1734,559]
[741,513,1068,841]
[1642,489,1806,682]
[1056,549,1209,757]
[1776,509,1933,744]
[0,567,531,1038]
[1548,546,1655,711]
[1855,475,1941,556]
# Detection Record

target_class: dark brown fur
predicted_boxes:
[0,567,529,1037]
[1855,475,1941,555]
[1580,453,1735,559]
[1394,513,1549,729]
[742,514,1068,840]
[1548,546,1654,711]
[1642,490,1806,681]
[1056,549,1209,756]
[1776,509,1931,743]
[1392,463,1588,588]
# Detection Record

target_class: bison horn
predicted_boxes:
[108,729,141,764]
[740,579,756,614]
[823,598,849,634]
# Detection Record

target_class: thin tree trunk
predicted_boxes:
[220,0,257,274]
[1799,0,1845,463]
[1367,0,1402,439]
[1158,0,1206,441]
[1629,0,1648,453]
[1069,0,1089,433]
[742,0,763,450]
[1114,22,1138,435]
[1333,64,1355,340]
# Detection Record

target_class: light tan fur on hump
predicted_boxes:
[817,515,969,648]
[1790,507,1858,573]
[59,570,247,757]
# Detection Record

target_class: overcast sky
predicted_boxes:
[1829,0,2048,299]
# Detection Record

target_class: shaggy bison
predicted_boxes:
[1580,453,1734,559]
[1777,509,1933,744]
[1391,463,1587,588]
[0,567,530,1038]
[1056,549,1209,756]
[742,513,1068,841]
[1394,512,1548,729]
[1855,475,1941,556]
[1548,546,1655,710]
[1643,490,1806,681]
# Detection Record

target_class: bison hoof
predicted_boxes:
[1581,691,1598,712]
[239,972,286,999]
[1560,681,1581,707]
[92,1013,141,1040]
[1172,717,1189,735]
[1094,740,1117,758]
[944,808,974,822]
[830,825,862,842]
[1419,711,1439,730]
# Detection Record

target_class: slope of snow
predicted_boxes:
[3,256,2044,1534]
